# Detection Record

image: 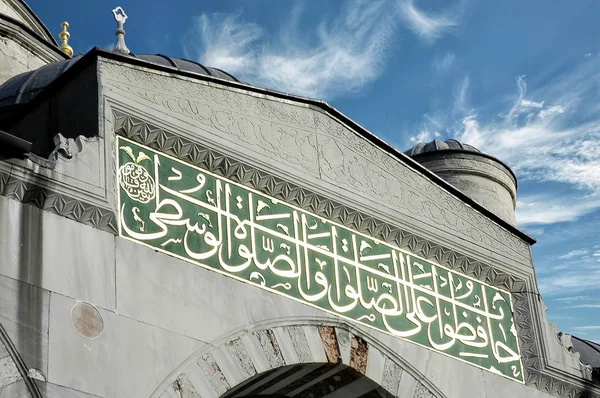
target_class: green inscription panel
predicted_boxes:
[116,136,523,382]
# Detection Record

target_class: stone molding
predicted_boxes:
[0,168,117,233]
[0,130,117,234]
[2,0,58,44]
[152,320,444,398]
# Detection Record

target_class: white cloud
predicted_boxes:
[397,0,463,42]
[571,326,600,331]
[538,105,565,120]
[186,1,398,99]
[185,0,465,98]
[538,269,600,297]
[454,62,600,225]
[409,129,440,144]
[559,249,589,259]
[570,304,600,308]
[553,295,592,302]
[524,226,544,236]
[435,52,456,74]
[189,12,262,73]
[515,196,600,225]
[453,75,470,114]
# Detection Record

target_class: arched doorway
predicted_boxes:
[154,322,445,398]
[221,363,394,397]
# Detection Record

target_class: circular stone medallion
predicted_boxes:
[70,302,104,339]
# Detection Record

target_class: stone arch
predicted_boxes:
[152,319,447,398]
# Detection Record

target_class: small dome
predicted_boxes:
[404,137,518,226]
[0,51,240,107]
[404,139,480,157]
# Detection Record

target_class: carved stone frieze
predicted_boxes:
[100,62,320,178]
[99,59,531,267]
[313,113,529,263]
[0,169,117,233]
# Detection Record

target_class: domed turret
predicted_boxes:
[405,139,518,226]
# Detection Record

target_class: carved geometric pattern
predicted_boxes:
[0,170,117,234]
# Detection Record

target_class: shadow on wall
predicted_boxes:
[0,165,47,395]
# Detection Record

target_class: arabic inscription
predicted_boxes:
[116,136,523,382]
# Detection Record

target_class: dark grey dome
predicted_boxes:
[0,55,81,106]
[572,335,600,368]
[0,52,239,107]
[404,139,480,157]
[133,54,239,82]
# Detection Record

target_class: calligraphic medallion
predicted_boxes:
[116,136,524,382]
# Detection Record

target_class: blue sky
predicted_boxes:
[28,0,600,341]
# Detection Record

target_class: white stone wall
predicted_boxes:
[0,36,47,85]
[0,195,558,398]
[0,1,24,22]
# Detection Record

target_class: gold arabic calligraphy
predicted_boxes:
[116,136,523,382]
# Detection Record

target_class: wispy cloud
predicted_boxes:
[185,0,465,99]
[515,195,600,225]
[558,249,589,260]
[553,295,592,302]
[408,127,440,144]
[434,52,456,74]
[455,58,600,226]
[552,295,600,308]
[453,75,470,114]
[185,1,397,99]
[536,241,600,297]
[397,0,465,42]
[571,326,600,331]
[537,269,600,297]
[569,304,600,309]
[186,12,262,73]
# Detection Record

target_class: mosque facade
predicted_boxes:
[0,1,598,397]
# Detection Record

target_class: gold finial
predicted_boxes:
[58,21,73,57]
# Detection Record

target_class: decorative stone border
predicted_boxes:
[0,169,117,233]
[153,322,444,398]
